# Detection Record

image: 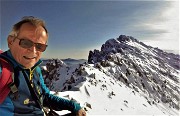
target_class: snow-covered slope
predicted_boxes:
[42,35,179,115]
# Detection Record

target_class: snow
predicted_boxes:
[49,64,178,115]
[42,35,180,115]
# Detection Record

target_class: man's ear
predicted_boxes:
[7,36,15,48]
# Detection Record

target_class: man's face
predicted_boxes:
[8,23,48,69]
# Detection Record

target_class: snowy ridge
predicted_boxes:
[42,35,179,115]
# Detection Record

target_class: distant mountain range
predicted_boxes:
[41,58,87,67]
[61,58,87,65]
[41,35,179,115]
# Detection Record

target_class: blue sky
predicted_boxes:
[0,0,179,59]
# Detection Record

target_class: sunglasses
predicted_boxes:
[16,38,48,52]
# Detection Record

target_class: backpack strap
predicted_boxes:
[21,70,51,116]
[0,55,19,104]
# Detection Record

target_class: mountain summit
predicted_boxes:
[87,34,179,108]
[43,35,179,115]
[88,35,179,70]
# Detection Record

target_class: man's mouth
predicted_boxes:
[23,56,36,60]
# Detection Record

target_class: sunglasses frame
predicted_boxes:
[15,37,48,52]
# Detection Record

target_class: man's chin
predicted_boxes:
[23,62,36,69]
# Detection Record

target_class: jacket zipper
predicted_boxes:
[28,61,42,87]
[29,68,35,87]
[29,64,42,95]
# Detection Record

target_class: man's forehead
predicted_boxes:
[19,23,47,37]
[35,26,47,37]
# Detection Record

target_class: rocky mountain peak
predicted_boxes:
[42,35,179,115]
[87,35,179,111]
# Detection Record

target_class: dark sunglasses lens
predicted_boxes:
[35,44,47,52]
[19,39,33,48]
[19,39,47,52]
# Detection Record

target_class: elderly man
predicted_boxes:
[0,16,86,116]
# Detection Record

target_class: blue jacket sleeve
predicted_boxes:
[37,67,82,113]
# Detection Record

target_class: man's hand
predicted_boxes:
[76,108,86,116]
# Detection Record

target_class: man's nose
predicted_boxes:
[28,45,37,53]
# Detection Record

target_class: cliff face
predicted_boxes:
[88,35,180,110]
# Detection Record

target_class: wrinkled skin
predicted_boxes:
[8,23,48,69]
